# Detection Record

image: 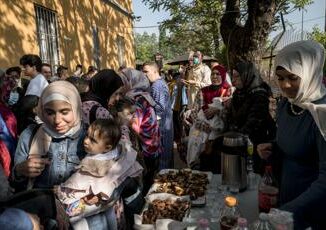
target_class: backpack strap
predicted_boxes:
[28,124,42,149]
[89,105,100,124]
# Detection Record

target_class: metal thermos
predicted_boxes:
[221,132,248,192]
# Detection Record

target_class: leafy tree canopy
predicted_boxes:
[135,32,159,63]
[141,0,314,64]
[308,27,326,74]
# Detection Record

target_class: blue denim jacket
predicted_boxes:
[13,124,86,189]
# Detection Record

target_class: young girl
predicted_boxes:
[56,119,143,228]
[12,81,85,189]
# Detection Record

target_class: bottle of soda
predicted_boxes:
[219,196,240,230]
[232,217,248,230]
[246,137,257,190]
[196,218,210,230]
[251,213,273,230]
[258,166,279,213]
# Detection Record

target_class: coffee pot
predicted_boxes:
[221,132,248,192]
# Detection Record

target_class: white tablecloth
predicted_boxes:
[185,174,259,229]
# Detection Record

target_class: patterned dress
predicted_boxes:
[81,101,112,125]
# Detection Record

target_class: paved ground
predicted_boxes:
[173,142,187,169]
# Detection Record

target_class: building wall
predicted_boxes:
[0,0,135,72]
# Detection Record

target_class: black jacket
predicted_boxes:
[227,85,275,144]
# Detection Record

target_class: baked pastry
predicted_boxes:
[152,170,209,199]
[142,199,191,224]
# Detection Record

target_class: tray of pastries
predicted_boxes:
[134,193,190,229]
[148,169,212,206]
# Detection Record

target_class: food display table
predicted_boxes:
[135,172,259,230]
[185,174,259,229]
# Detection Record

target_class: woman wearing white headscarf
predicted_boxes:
[258,40,326,229]
[13,81,85,189]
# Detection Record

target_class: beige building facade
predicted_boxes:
[0,0,135,72]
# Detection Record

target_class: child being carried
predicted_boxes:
[187,97,224,167]
[55,119,143,219]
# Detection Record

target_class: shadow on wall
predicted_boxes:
[0,0,37,68]
[0,0,135,70]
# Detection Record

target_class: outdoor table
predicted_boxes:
[185,174,259,229]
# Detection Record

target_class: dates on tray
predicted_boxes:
[152,169,209,200]
[142,199,191,224]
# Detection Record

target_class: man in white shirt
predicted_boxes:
[20,54,48,97]
[17,54,49,133]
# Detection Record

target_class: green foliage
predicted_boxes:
[141,0,314,62]
[308,27,326,74]
[308,27,326,46]
[142,0,224,59]
[289,0,313,9]
[134,32,159,62]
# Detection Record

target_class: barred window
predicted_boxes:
[34,4,60,70]
[116,35,125,67]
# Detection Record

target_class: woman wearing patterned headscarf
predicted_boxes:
[258,40,326,229]
[119,68,161,194]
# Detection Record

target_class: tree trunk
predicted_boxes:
[212,21,220,57]
[220,0,277,69]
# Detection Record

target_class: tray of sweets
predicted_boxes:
[148,169,212,206]
[134,193,190,229]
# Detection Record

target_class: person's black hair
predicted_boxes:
[19,54,42,72]
[115,97,134,112]
[168,69,174,76]
[87,66,97,73]
[57,65,68,74]
[66,76,89,93]
[6,66,21,75]
[41,63,51,69]
[276,66,286,71]
[90,118,121,148]
[173,72,181,79]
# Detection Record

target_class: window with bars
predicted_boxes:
[34,4,60,70]
[116,35,126,67]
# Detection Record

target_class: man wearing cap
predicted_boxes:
[181,51,211,108]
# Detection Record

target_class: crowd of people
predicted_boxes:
[0,40,325,229]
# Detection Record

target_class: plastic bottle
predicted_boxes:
[219,196,240,230]
[232,217,248,230]
[258,166,279,213]
[196,218,210,230]
[251,213,273,230]
[246,138,257,190]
